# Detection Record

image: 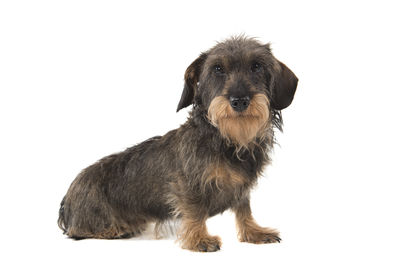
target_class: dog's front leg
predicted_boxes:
[178,208,221,252]
[233,196,281,244]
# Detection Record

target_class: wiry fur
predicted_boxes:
[58,36,298,252]
[208,93,270,150]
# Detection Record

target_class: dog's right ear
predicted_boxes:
[177,53,207,112]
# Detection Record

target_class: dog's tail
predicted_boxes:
[57,196,67,234]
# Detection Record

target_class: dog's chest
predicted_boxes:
[206,181,250,217]
[202,163,255,216]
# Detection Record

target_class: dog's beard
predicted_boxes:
[207,93,270,149]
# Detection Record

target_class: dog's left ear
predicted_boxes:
[270,61,298,110]
[177,53,207,112]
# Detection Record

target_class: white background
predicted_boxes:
[1,0,399,266]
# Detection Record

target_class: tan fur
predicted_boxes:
[236,216,280,243]
[234,201,280,244]
[207,93,270,149]
[203,163,246,191]
[178,217,222,252]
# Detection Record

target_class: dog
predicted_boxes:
[58,36,298,252]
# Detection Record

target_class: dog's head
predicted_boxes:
[177,36,298,148]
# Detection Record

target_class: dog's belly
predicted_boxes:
[137,196,174,220]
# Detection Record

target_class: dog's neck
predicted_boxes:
[190,104,210,125]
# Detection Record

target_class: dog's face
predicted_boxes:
[177,37,298,148]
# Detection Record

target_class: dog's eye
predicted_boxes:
[213,64,225,74]
[251,62,262,73]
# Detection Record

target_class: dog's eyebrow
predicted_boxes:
[206,55,228,64]
[205,55,232,72]
[246,49,272,63]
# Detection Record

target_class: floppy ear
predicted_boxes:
[176,53,207,112]
[270,61,298,110]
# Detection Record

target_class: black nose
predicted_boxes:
[229,96,250,112]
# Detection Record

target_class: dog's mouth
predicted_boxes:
[229,113,260,119]
[207,93,270,147]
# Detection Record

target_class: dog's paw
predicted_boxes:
[182,235,222,252]
[240,228,281,244]
[195,235,222,252]
[260,232,281,243]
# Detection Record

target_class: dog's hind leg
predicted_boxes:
[62,200,149,240]
[59,180,148,240]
